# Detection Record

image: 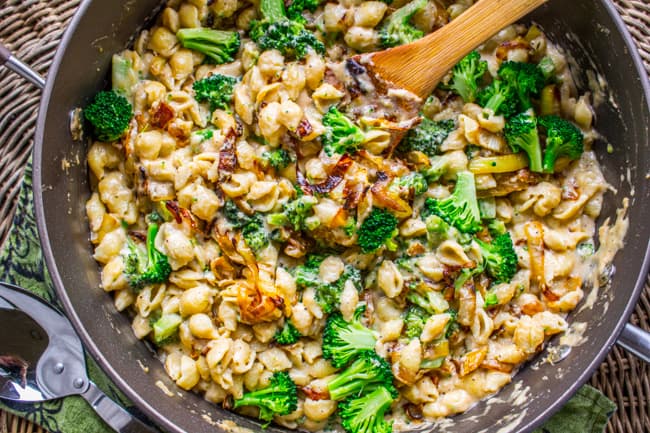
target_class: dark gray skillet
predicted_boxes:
[0,0,649,432]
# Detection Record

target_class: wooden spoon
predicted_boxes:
[366,0,549,100]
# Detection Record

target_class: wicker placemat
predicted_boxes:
[0,1,648,432]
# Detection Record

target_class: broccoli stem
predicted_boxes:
[260,0,286,21]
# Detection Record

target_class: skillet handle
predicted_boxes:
[616,323,650,363]
[0,41,45,89]
[80,381,160,433]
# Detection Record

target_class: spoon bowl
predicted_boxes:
[0,283,158,433]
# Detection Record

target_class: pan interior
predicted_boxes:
[33,1,650,432]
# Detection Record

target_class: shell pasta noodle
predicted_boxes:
[84,0,617,431]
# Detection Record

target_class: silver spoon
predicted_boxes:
[0,282,158,433]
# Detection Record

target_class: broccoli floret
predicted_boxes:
[357,208,399,253]
[293,256,361,313]
[327,351,397,401]
[323,307,377,368]
[192,74,238,111]
[275,320,301,345]
[538,115,584,173]
[484,291,499,307]
[286,0,322,22]
[404,305,428,339]
[267,195,319,231]
[223,200,257,229]
[537,56,556,82]
[262,148,294,170]
[422,171,481,234]
[454,262,484,289]
[223,201,268,250]
[250,0,324,59]
[379,0,427,48]
[321,106,366,156]
[487,218,507,236]
[498,61,545,111]
[233,371,298,425]
[242,215,269,251]
[338,386,394,433]
[194,129,214,141]
[446,51,487,103]
[124,223,172,290]
[392,172,428,196]
[176,28,240,64]
[476,79,518,118]
[504,110,543,173]
[475,232,517,283]
[84,90,133,142]
[152,314,182,346]
[293,254,324,287]
[406,286,449,315]
[398,118,455,158]
[316,265,361,314]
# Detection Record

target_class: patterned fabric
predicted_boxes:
[0,163,616,432]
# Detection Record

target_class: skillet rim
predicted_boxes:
[31,0,650,432]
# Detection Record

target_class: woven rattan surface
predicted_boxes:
[0,0,648,432]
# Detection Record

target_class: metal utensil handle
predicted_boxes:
[0,41,46,89]
[81,381,159,433]
[617,323,650,363]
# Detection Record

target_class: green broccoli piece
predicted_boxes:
[242,215,269,251]
[475,232,517,283]
[537,56,556,82]
[176,28,241,64]
[327,351,397,401]
[484,291,499,307]
[267,195,319,231]
[194,129,215,141]
[192,74,238,111]
[224,201,268,250]
[262,148,294,170]
[293,254,325,287]
[293,255,361,313]
[447,51,487,103]
[476,79,518,118]
[498,61,545,111]
[398,118,455,158]
[392,172,428,196]
[124,223,172,290]
[538,115,584,173]
[152,314,182,346]
[487,218,507,236]
[423,214,454,246]
[454,262,484,289]
[404,305,428,339]
[323,307,377,368]
[84,90,133,142]
[321,106,366,156]
[357,208,399,253]
[275,320,301,345]
[406,286,449,315]
[379,0,427,48]
[504,110,543,173]
[422,171,481,234]
[316,265,361,314]
[233,371,298,425]
[250,0,324,59]
[286,0,322,23]
[338,386,394,433]
[223,200,254,228]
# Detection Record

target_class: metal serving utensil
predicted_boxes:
[0,282,158,433]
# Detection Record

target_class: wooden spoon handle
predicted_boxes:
[371,0,548,98]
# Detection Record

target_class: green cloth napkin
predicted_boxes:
[0,163,616,433]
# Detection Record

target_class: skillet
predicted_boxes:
[0,0,649,431]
